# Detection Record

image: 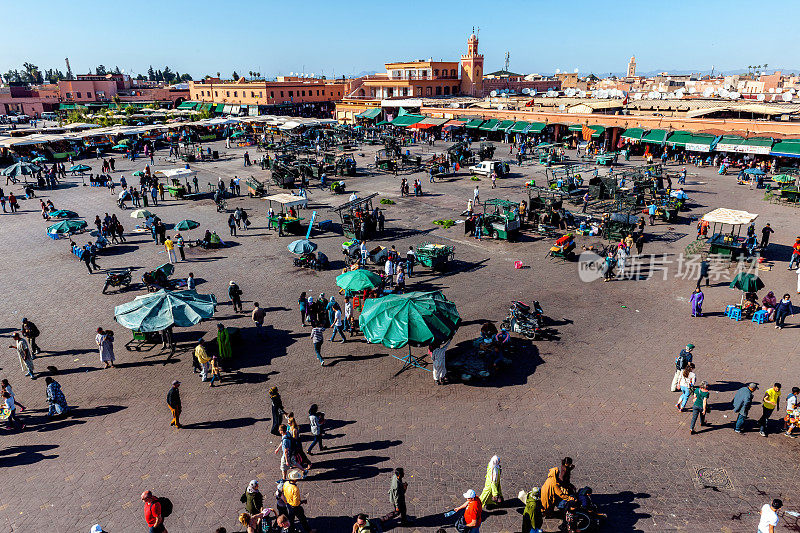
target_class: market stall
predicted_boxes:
[262,193,308,234]
[154,168,197,199]
[480,199,522,241]
[333,193,378,240]
[702,208,758,259]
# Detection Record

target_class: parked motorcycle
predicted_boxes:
[501,300,545,340]
[102,268,132,294]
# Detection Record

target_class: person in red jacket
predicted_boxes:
[142,491,167,533]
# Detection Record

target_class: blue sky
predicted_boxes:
[1,0,797,78]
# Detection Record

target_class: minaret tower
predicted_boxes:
[460,29,484,96]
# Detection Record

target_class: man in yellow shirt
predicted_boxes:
[195,339,211,381]
[164,237,176,264]
[282,479,311,532]
[758,383,781,437]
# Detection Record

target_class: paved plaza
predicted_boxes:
[1,139,799,533]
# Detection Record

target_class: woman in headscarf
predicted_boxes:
[762,291,778,321]
[269,387,285,436]
[521,487,543,533]
[326,296,338,328]
[95,327,115,368]
[541,466,574,513]
[479,455,503,507]
[45,377,68,417]
[690,287,704,317]
[240,480,263,515]
[217,323,232,362]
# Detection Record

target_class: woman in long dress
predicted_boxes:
[479,455,503,507]
[96,327,115,368]
[690,288,704,317]
[217,323,232,362]
[269,387,285,436]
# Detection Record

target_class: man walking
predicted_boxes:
[21,318,41,354]
[252,302,266,337]
[761,224,774,249]
[733,383,758,433]
[229,281,243,313]
[283,478,311,533]
[164,236,176,264]
[689,380,710,434]
[473,185,480,206]
[671,344,694,392]
[307,404,325,454]
[758,383,781,437]
[330,306,346,343]
[167,380,182,428]
[141,491,168,533]
[389,467,409,525]
[10,332,35,379]
[758,498,782,533]
[311,325,325,366]
[406,246,416,278]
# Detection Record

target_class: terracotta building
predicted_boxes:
[188,77,347,106]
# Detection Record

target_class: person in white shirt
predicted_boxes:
[359,241,368,265]
[758,499,781,533]
[384,259,395,286]
[675,363,696,411]
[10,333,34,379]
[343,298,353,333]
[430,338,452,385]
[330,307,346,343]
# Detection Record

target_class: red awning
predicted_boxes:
[409,122,435,129]
[443,119,467,127]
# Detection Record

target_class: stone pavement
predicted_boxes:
[0,139,799,532]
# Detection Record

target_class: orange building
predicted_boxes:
[189,77,347,106]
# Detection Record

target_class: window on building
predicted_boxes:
[426,87,432,96]
[226,91,230,97]
[259,92,262,97]
[451,69,456,77]
[433,69,439,77]
[454,86,459,94]
[215,91,218,97]
[444,86,450,95]
[234,91,237,97]
[271,91,274,98]
[322,90,325,96]
[316,90,319,96]
[281,91,284,98]
[302,90,306,96]
[65,92,72,99]
[251,91,255,98]
[435,86,442,95]
[289,91,293,97]
[87,92,92,98]
[76,92,81,98]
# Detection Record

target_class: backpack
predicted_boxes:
[158,497,173,517]
[676,353,688,370]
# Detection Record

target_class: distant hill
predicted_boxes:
[596,67,800,78]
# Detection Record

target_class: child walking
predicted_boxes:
[209,355,222,387]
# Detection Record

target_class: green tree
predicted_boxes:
[181,73,193,81]
[162,66,175,82]
[113,66,121,74]
[147,65,155,81]
[22,62,42,83]
[232,71,239,80]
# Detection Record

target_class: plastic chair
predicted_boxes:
[725,304,736,317]
[729,307,742,321]
[752,310,767,324]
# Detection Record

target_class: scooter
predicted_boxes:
[102,268,132,294]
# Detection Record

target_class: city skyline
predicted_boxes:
[2,0,799,80]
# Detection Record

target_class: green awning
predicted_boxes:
[496,120,515,132]
[509,121,530,133]
[215,104,225,112]
[568,124,583,132]
[684,134,715,152]
[479,119,500,131]
[527,122,546,133]
[356,108,381,120]
[642,129,669,144]
[621,127,645,140]
[199,103,212,112]
[464,119,485,129]
[590,125,605,138]
[389,114,424,127]
[177,101,196,109]
[376,120,391,126]
[771,140,800,158]
[715,135,745,152]
[60,104,77,110]
[666,131,693,147]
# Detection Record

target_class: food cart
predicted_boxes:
[154,168,196,199]
[480,199,522,241]
[262,193,308,235]
[416,242,455,271]
[702,208,758,260]
[246,176,268,197]
[596,152,619,166]
[333,193,379,240]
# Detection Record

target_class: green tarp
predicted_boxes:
[527,122,546,133]
[496,120,515,132]
[568,124,583,132]
[376,120,391,126]
[464,118,485,129]
[621,127,645,140]
[358,291,461,349]
[114,289,217,332]
[390,114,425,127]
[479,119,500,131]
[642,129,669,144]
[509,121,530,133]
[177,101,196,109]
[740,137,774,148]
[771,140,800,158]
[589,125,605,138]
[666,131,693,147]
[336,270,382,292]
[356,108,381,120]
[46,219,87,235]
[215,104,225,112]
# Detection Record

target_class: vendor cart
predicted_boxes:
[246,176,268,197]
[547,233,576,261]
[155,168,196,199]
[481,199,522,241]
[701,208,758,260]
[263,193,308,234]
[142,263,175,292]
[333,193,379,240]
[416,242,455,271]
[595,152,619,166]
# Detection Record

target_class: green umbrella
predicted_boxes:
[112,144,128,150]
[132,170,145,177]
[32,156,48,163]
[336,269,382,292]
[46,219,87,235]
[114,289,217,332]
[130,209,153,219]
[288,239,317,255]
[175,219,200,231]
[729,273,765,293]
[1,161,41,178]
[49,209,79,219]
[359,291,461,349]
[773,174,795,184]
[69,164,92,173]
[230,131,245,139]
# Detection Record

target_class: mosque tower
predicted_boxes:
[627,55,637,78]
[460,31,484,96]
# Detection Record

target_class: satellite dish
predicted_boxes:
[490,90,498,97]
[559,104,565,111]
[498,104,506,110]
[791,88,797,94]
[757,93,766,101]
[782,92,793,102]
[522,88,530,95]
[702,88,713,97]
[573,68,579,73]
[450,102,460,108]
[289,72,294,76]
[688,87,696,94]
[555,68,561,74]
[531,90,537,96]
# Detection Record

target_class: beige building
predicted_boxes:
[189,77,347,106]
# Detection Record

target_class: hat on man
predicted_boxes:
[172,380,181,385]
[463,489,476,499]
[748,382,759,390]
[686,344,695,350]
[90,525,104,533]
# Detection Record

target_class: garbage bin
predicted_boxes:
[212,150,219,159]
